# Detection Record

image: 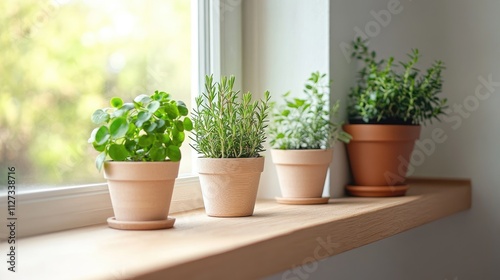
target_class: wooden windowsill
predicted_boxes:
[0,178,471,280]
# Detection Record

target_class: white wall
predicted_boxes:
[242,0,330,199]
[240,0,500,279]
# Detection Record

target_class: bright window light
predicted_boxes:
[0,0,192,190]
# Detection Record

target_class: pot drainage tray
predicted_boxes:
[275,197,330,205]
[346,185,409,197]
[107,217,176,230]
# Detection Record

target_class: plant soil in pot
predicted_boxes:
[343,124,421,197]
[345,38,447,197]
[268,72,351,204]
[198,157,264,217]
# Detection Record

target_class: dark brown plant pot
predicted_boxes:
[343,124,421,197]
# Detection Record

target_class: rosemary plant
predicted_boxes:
[349,38,447,124]
[268,71,351,150]
[190,75,270,158]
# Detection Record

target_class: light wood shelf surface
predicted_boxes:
[0,178,471,280]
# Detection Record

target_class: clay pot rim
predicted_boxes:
[343,124,421,128]
[197,156,264,159]
[270,148,332,152]
[270,148,333,165]
[197,157,265,174]
[348,117,417,125]
[343,124,421,142]
[103,160,180,181]
[104,160,178,165]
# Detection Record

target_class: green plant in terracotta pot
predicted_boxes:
[190,75,270,217]
[88,90,192,229]
[268,71,351,205]
[344,38,447,197]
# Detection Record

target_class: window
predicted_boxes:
[0,0,228,237]
[0,0,192,190]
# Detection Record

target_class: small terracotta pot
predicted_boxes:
[271,149,333,198]
[343,124,421,196]
[197,157,264,217]
[104,161,179,222]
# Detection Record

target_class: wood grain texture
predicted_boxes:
[0,178,471,280]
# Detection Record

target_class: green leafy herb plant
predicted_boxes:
[88,90,193,171]
[268,71,351,150]
[349,38,447,125]
[190,75,270,158]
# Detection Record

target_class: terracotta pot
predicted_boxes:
[197,157,264,217]
[104,161,179,226]
[271,149,332,198]
[343,124,421,196]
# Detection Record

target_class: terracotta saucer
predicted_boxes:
[275,197,330,205]
[107,217,176,230]
[346,185,409,197]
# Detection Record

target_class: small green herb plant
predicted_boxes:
[349,38,447,124]
[190,75,270,158]
[88,90,193,171]
[268,71,351,150]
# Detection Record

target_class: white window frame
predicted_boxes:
[0,0,222,238]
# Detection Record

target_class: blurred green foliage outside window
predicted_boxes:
[0,0,192,189]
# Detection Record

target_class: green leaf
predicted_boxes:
[143,121,157,133]
[160,134,171,145]
[136,111,152,127]
[153,91,169,100]
[164,103,179,119]
[175,131,185,143]
[138,134,154,147]
[134,94,150,104]
[177,103,188,116]
[95,152,106,171]
[294,98,305,107]
[147,101,160,113]
[113,103,134,117]
[154,119,166,133]
[167,145,181,161]
[150,146,167,161]
[109,117,128,139]
[175,120,184,132]
[183,117,193,131]
[171,127,180,142]
[91,109,109,124]
[92,141,106,152]
[94,126,110,145]
[126,122,137,137]
[108,144,129,161]
[110,97,123,108]
[124,139,136,152]
[88,127,98,143]
[286,101,298,108]
[157,119,166,128]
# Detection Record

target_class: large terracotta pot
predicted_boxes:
[103,161,179,230]
[271,149,332,204]
[343,124,421,197]
[197,157,264,217]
